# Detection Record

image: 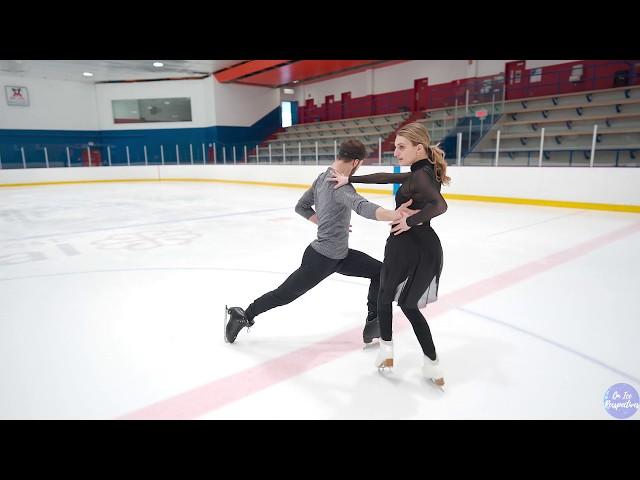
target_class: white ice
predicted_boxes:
[0,180,639,419]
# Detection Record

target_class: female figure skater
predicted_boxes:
[329,123,449,389]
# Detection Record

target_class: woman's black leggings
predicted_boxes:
[378,302,436,360]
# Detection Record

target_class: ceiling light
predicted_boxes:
[153,62,164,67]
[83,72,94,77]
[292,80,299,84]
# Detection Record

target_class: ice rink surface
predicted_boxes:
[1,180,638,419]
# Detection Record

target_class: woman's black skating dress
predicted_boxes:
[348,158,447,309]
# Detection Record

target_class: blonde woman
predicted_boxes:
[329,123,449,389]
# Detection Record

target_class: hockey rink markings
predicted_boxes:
[0,266,372,285]
[456,306,640,384]
[118,219,640,420]
[0,206,294,243]
[485,210,585,238]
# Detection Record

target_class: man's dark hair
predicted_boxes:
[338,139,366,161]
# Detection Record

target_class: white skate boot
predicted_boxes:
[375,339,394,370]
[422,354,445,391]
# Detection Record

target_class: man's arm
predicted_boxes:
[374,206,401,221]
[294,179,318,222]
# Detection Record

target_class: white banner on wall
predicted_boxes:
[5,85,30,106]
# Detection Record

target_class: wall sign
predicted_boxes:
[5,85,30,106]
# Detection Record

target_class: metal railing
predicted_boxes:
[461,125,639,167]
[2,122,638,170]
[0,139,402,169]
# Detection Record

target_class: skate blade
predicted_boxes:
[377,358,394,371]
[431,378,445,392]
[224,304,229,343]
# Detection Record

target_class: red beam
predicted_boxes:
[236,60,381,87]
[214,60,290,83]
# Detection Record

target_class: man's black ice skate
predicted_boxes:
[225,306,254,343]
[363,312,380,344]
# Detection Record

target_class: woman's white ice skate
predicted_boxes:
[375,340,394,370]
[422,355,445,391]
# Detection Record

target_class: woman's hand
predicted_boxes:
[390,213,411,236]
[328,169,349,189]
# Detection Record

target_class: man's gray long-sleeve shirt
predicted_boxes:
[294,168,381,260]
